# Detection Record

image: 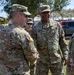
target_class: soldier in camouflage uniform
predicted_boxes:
[25,18,36,75]
[25,18,33,33]
[31,5,69,75]
[0,4,39,75]
[66,33,74,75]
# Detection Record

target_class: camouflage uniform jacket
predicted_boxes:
[32,19,69,64]
[0,24,38,74]
[67,33,74,67]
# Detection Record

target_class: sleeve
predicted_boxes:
[31,26,37,48]
[68,35,74,64]
[68,34,74,57]
[21,32,39,65]
[58,22,69,60]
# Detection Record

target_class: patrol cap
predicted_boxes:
[27,18,33,24]
[11,4,31,16]
[39,5,50,13]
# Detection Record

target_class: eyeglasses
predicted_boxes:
[27,23,33,25]
[25,15,30,18]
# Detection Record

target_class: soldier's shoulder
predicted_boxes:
[13,27,34,43]
[11,27,27,34]
[23,30,34,43]
[34,21,41,26]
[33,21,41,30]
[51,19,61,25]
[49,19,61,29]
[13,27,28,36]
[54,20,62,29]
[55,20,62,28]
[18,28,34,43]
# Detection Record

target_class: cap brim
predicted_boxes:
[23,12,31,16]
[40,9,50,13]
[27,21,33,24]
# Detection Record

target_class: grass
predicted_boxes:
[66,39,69,44]
[48,39,69,75]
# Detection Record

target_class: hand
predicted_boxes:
[36,53,40,59]
[30,53,39,65]
[62,58,68,66]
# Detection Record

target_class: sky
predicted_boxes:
[0,6,8,18]
[64,0,74,9]
[0,0,74,18]
[0,0,10,18]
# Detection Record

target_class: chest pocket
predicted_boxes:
[37,29,47,39]
[47,27,60,50]
[49,27,59,40]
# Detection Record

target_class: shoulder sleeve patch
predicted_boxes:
[26,34,34,43]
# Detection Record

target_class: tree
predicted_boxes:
[11,0,44,17]
[5,0,70,17]
[4,0,12,14]
[51,0,70,12]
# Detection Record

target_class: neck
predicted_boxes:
[41,19,49,24]
[26,28,31,32]
[12,21,24,28]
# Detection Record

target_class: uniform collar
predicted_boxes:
[41,19,56,28]
[9,23,22,29]
[42,23,49,28]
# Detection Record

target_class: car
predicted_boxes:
[61,20,67,26]
[62,20,74,36]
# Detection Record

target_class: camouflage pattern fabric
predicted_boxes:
[26,29,36,75]
[32,19,69,75]
[36,56,63,75]
[66,34,74,75]
[30,64,36,75]
[0,24,38,75]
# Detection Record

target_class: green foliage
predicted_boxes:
[52,0,70,12]
[0,18,8,24]
[0,17,5,22]
[4,0,12,14]
[10,0,70,17]
[11,0,44,17]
